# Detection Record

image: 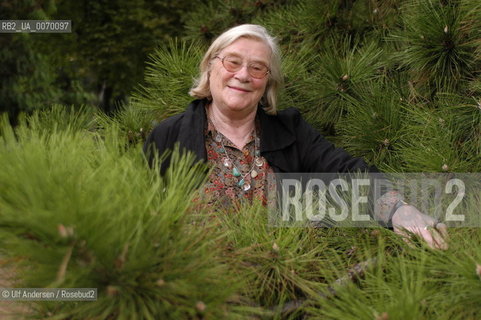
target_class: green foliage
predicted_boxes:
[309,244,438,319]
[130,39,204,121]
[307,227,481,320]
[337,81,407,170]
[2,0,205,116]
[1,106,481,319]
[96,104,153,145]
[22,104,97,134]
[183,0,292,45]
[217,203,326,308]
[207,201,394,318]
[0,110,247,319]
[0,0,95,118]
[0,34,62,116]
[253,0,337,48]
[276,41,319,115]
[309,38,385,128]
[2,0,481,318]
[426,229,481,319]
[391,0,481,94]
[397,93,481,172]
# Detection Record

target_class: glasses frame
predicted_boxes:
[215,55,270,79]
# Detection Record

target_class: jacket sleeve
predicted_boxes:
[294,111,384,224]
[142,114,183,173]
[296,113,378,173]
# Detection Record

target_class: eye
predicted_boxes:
[251,64,263,71]
[225,56,242,66]
[250,63,267,73]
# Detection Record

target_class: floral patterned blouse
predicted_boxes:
[201,117,275,208]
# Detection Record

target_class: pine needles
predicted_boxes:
[2,0,481,318]
[391,0,481,93]
[0,110,241,319]
[130,39,204,120]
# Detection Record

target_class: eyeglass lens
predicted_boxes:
[221,56,268,78]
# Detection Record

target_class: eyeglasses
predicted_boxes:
[215,55,270,79]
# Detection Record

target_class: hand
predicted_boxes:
[391,205,448,250]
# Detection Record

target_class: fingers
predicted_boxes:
[393,226,421,249]
[431,223,449,250]
[424,222,449,250]
[401,235,416,249]
[435,222,449,239]
[420,226,438,250]
[394,224,448,250]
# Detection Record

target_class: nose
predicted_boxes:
[233,64,251,82]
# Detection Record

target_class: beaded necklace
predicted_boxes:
[208,114,264,192]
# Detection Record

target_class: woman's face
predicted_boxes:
[209,37,270,117]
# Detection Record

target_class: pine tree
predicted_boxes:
[2,0,481,318]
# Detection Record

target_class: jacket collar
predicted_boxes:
[178,99,295,160]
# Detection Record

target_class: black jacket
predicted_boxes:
[143,99,377,174]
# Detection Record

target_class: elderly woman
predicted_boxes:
[144,24,447,249]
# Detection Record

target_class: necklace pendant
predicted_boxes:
[251,170,258,178]
[215,134,222,142]
[222,157,231,168]
[255,157,264,167]
[232,167,241,177]
[242,182,251,191]
[238,178,245,187]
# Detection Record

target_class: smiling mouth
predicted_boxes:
[228,86,251,92]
